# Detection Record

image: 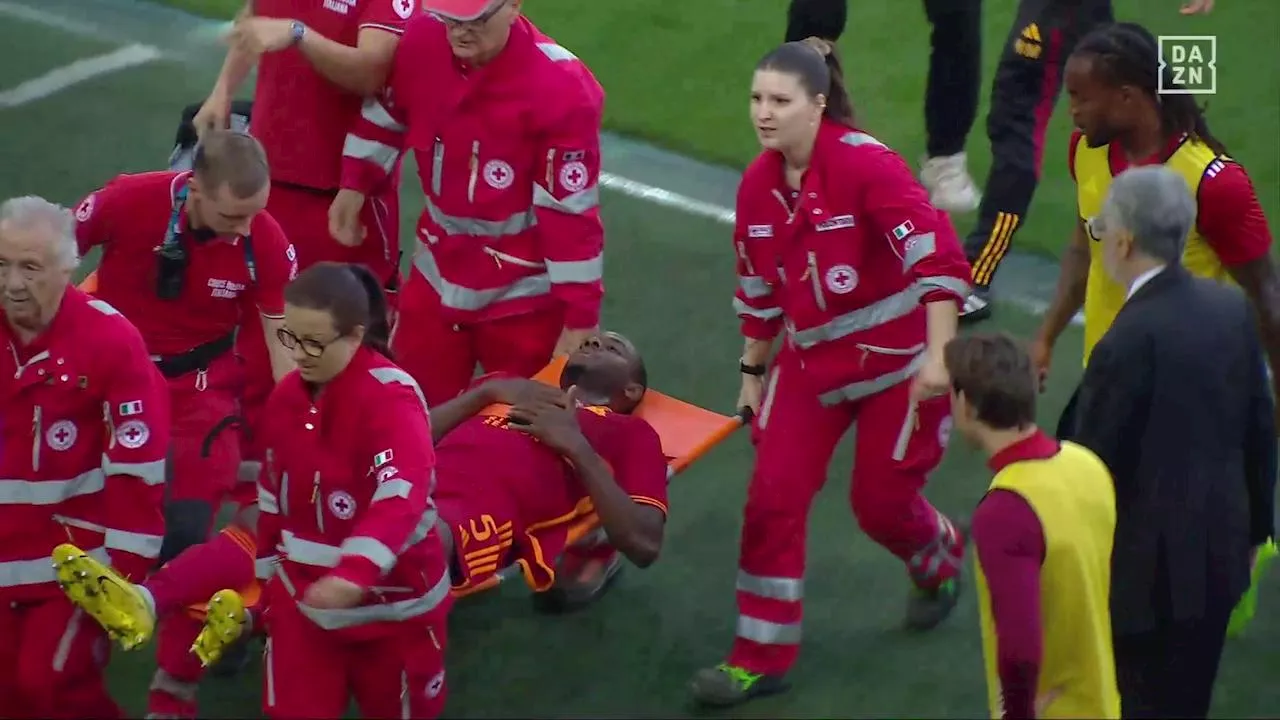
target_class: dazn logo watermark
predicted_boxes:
[1158,35,1216,95]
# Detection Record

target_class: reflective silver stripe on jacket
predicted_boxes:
[344,136,399,174]
[105,528,164,560]
[103,458,166,486]
[0,468,107,505]
[275,563,452,630]
[255,556,279,581]
[733,297,783,320]
[423,195,535,237]
[533,184,599,215]
[280,530,342,568]
[0,546,108,587]
[361,99,405,133]
[789,276,969,350]
[413,242,551,311]
[817,351,928,406]
[738,275,772,299]
[258,486,279,514]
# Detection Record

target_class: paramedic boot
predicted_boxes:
[192,589,250,667]
[904,518,971,631]
[533,544,624,614]
[52,543,156,650]
[688,663,788,707]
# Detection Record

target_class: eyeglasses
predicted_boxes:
[432,0,508,29]
[1085,215,1104,242]
[276,327,341,358]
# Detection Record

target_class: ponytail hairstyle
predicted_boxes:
[345,264,393,359]
[756,37,857,128]
[282,261,394,359]
[1073,22,1229,156]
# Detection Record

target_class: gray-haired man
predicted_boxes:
[1071,165,1276,719]
[0,196,170,716]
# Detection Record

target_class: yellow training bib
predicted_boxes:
[975,441,1121,719]
[1074,134,1231,366]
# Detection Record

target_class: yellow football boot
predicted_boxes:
[51,543,155,650]
[192,589,249,667]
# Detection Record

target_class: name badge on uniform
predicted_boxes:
[815,214,855,232]
[747,224,773,238]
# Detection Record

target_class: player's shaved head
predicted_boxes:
[563,331,647,413]
[192,129,270,199]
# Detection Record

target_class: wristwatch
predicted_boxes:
[740,360,767,376]
[289,20,306,46]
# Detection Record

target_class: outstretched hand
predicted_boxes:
[508,386,587,455]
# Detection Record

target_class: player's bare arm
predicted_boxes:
[428,376,566,442]
[1033,219,1091,375]
[509,391,665,568]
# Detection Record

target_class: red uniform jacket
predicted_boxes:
[733,120,971,405]
[253,0,417,191]
[342,14,606,328]
[255,347,451,639]
[0,289,170,602]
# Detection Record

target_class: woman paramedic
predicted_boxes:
[256,261,453,718]
[689,39,973,708]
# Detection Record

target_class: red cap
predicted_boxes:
[423,0,499,21]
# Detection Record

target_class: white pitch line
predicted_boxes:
[0,43,162,109]
[600,171,1083,325]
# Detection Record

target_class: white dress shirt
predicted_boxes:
[1126,265,1168,302]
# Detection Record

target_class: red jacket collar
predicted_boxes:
[988,428,1061,473]
[3,285,89,354]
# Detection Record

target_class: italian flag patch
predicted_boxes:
[373,449,394,467]
[118,400,143,416]
[891,220,915,241]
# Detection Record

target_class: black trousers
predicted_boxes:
[964,0,1115,290]
[1113,604,1232,719]
[784,0,982,158]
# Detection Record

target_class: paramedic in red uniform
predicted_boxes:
[192,0,417,499]
[689,39,971,707]
[53,332,669,684]
[0,196,170,717]
[255,262,452,718]
[72,130,298,717]
[333,0,607,408]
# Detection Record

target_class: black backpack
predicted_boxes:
[168,100,255,170]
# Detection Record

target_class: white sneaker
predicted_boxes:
[920,153,981,213]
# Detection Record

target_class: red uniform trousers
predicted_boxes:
[392,272,564,408]
[262,578,449,719]
[235,184,401,460]
[0,597,119,719]
[167,356,242,510]
[729,347,963,676]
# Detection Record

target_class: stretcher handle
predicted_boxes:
[666,408,752,476]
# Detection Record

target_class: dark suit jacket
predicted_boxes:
[1073,266,1277,636]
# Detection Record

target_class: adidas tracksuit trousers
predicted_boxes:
[965,0,1115,291]
[785,0,1114,291]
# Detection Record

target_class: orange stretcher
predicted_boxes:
[77,270,749,610]
[182,357,747,616]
